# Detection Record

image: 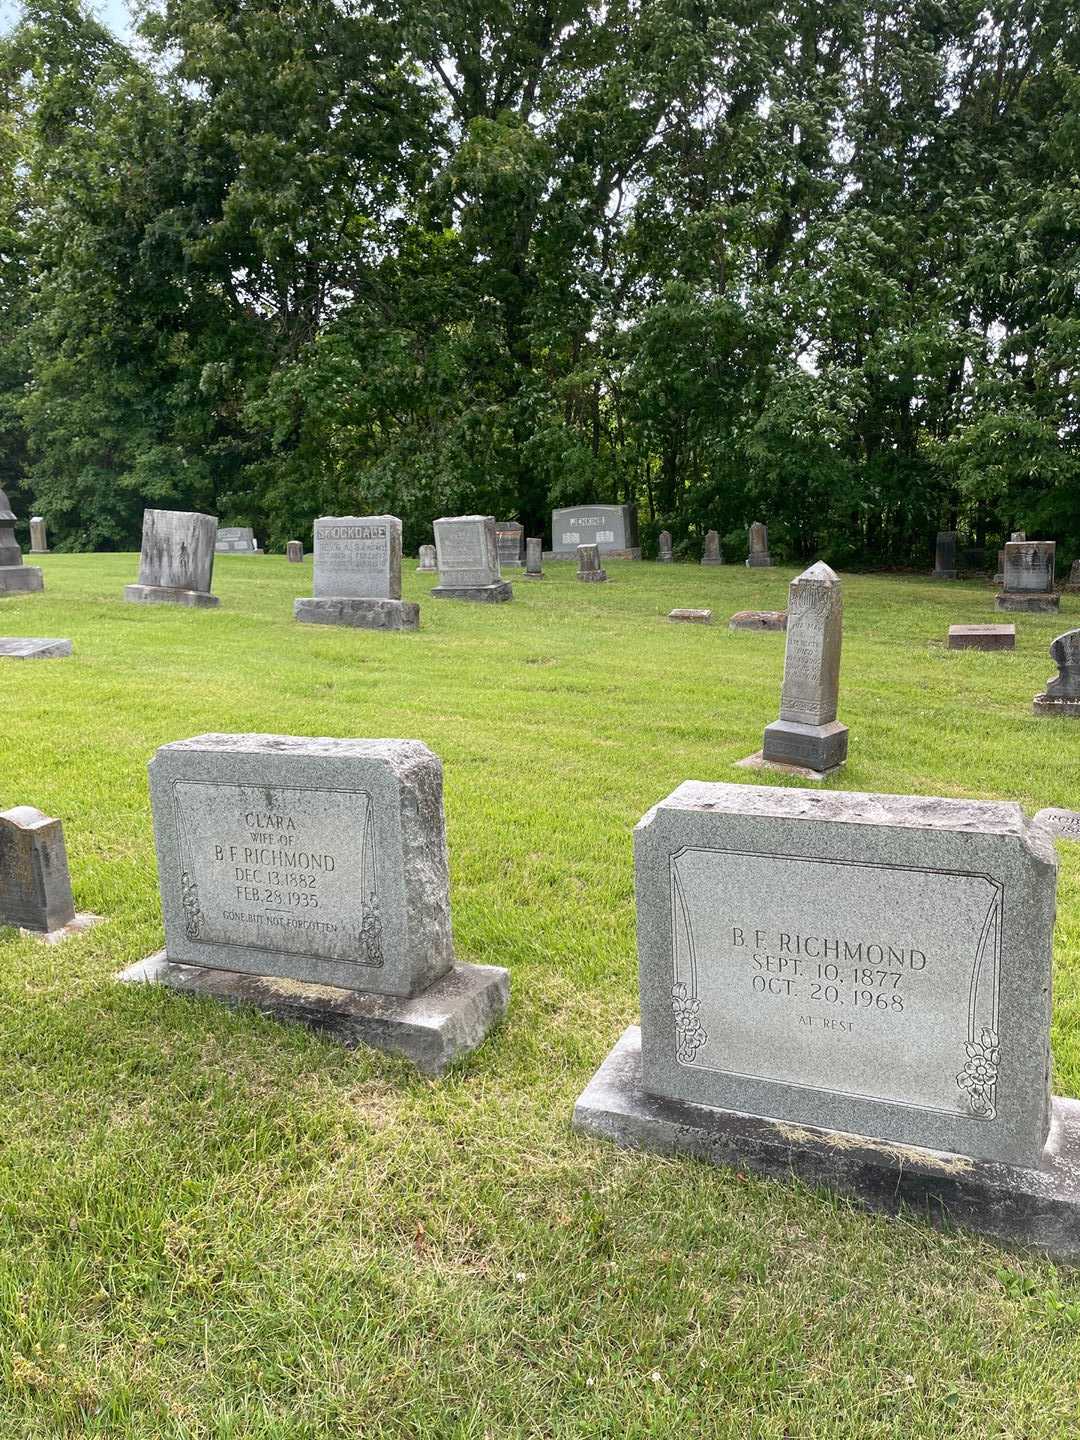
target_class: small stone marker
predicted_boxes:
[0,488,44,594]
[0,806,99,941]
[432,516,512,602]
[0,637,72,660]
[495,521,524,567]
[753,562,847,776]
[295,515,418,631]
[1011,530,1027,542]
[124,509,219,607]
[1064,559,1080,592]
[745,521,774,568]
[934,530,958,580]
[551,504,640,559]
[948,624,1015,651]
[29,517,47,553]
[729,610,787,632]
[993,549,1005,584]
[668,608,711,624]
[701,530,723,566]
[216,526,263,555]
[286,541,304,563]
[658,530,673,563]
[1033,629,1080,718]
[521,537,544,579]
[1034,808,1080,842]
[574,783,1080,1258]
[416,544,437,573]
[997,540,1059,613]
[576,543,607,583]
[119,734,509,1074]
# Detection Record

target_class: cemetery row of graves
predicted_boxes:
[2,483,1079,1274]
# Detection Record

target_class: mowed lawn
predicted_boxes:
[1,551,1079,1440]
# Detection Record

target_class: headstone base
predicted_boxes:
[729,610,787,632]
[577,571,608,583]
[1032,693,1080,719]
[293,597,420,631]
[431,582,513,603]
[0,637,72,660]
[0,566,44,593]
[700,558,724,567]
[416,566,437,574]
[119,952,510,1076]
[996,591,1060,613]
[933,570,959,581]
[745,556,774,568]
[947,624,1015,651]
[668,609,711,624]
[573,1028,1080,1263]
[761,717,848,773]
[734,751,833,783]
[22,912,103,946]
[124,584,219,608]
[520,571,544,580]
[658,556,673,564]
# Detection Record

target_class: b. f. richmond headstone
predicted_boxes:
[574,784,1080,1258]
[124,509,219,607]
[432,516,512,602]
[295,515,418,631]
[119,735,509,1074]
[760,561,847,775]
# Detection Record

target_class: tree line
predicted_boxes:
[1,0,1078,565]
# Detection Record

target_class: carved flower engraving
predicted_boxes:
[181,869,203,941]
[358,894,384,967]
[671,982,707,1064]
[957,1027,999,1118]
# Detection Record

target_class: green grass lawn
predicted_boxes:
[1,552,1079,1439]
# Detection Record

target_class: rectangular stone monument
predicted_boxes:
[947,624,1015,651]
[997,540,1059,613]
[1033,629,1080,718]
[0,806,99,941]
[286,541,304,563]
[668,608,711,624]
[295,516,418,630]
[216,526,262,555]
[574,783,1080,1258]
[495,521,524,567]
[1035,807,1080,841]
[745,521,773,568]
[551,505,640,559]
[29,517,47,553]
[432,516,512,602]
[756,562,847,776]
[658,530,673,563]
[729,610,787,632]
[701,530,723,566]
[416,543,437,573]
[522,537,543,579]
[1065,560,1080,592]
[576,543,607,582]
[934,530,958,580]
[119,735,509,1073]
[0,637,72,660]
[124,509,219,607]
[0,487,44,593]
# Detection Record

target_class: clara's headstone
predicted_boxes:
[934,530,958,580]
[1033,629,1080,718]
[576,543,607,583]
[551,505,640,559]
[0,806,76,933]
[0,488,44,594]
[522,537,544,579]
[760,562,847,775]
[416,544,437,573]
[29,517,47,553]
[216,526,262,555]
[124,509,218,607]
[701,530,723,566]
[746,522,774,568]
[295,515,418,631]
[121,734,509,1074]
[658,531,673,563]
[432,516,512,602]
[286,541,304,563]
[495,521,524,567]
[998,541,1059,613]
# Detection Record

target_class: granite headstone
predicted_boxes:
[295,515,418,630]
[216,526,262,555]
[124,509,218,607]
[658,530,673,563]
[416,544,437,573]
[998,541,1059,613]
[551,505,640,559]
[286,541,304,563]
[522,537,544,579]
[0,806,76,933]
[495,522,524,568]
[760,562,847,775]
[1033,629,1080,718]
[29,517,47,554]
[1034,808,1080,842]
[432,516,512,602]
[701,530,723,567]
[934,530,958,580]
[0,487,44,594]
[746,522,774,568]
[0,637,72,660]
[576,543,607,583]
[948,624,1015,652]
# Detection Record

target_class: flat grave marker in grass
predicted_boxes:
[295,515,419,631]
[0,637,72,660]
[948,623,1016,651]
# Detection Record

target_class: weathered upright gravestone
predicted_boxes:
[295,515,418,631]
[124,509,218,607]
[701,530,723,566]
[216,526,262,555]
[495,522,524,568]
[432,516,512,602]
[934,530,958,580]
[576,543,607,583]
[758,562,847,775]
[416,544,437,573]
[745,522,773,568]
[1033,629,1080,718]
[574,782,1080,1257]
[120,735,510,1073]
[1066,560,1080,592]
[997,540,1060,613]
[0,806,76,933]
[551,505,640,559]
[286,541,304,563]
[522,537,544,579]
[0,488,44,594]
[29,517,47,554]
[657,531,673,563]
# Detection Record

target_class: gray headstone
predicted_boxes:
[147,735,455,997]
[29,517,47,553]
[0,806,76,933]
[216,526,261,554]
[522,537,544,578]
[551,505,640,559]
[295,516,418,629]
[998,541,1059,613]
[416,544,437,573]
[576,543,607,582]
[0,487,44,594]
[495,522,524,567]
[633,781,1056,1168]
[1066,559,1080,592]
[124,509,218,607]
[934,530,958,579]
[701,530,723,566]
[286,541,304,563]
[1010,531,1027,542]
[432,516,512,601]
[658,530,673,563]
[947,624,1015,651]
[761,562,847,773]
[1034,808,1080,842]
[1033,629,1080,717]
[746,521,773,568]
[668,608,711,624]
[0,637,72,660]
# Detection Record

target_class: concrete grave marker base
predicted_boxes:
[1033,694,1080,719]
[996,592,1060,614]
[577,571,608,583]
[0,638,72,660]
[734,750,834,783]
[119,952,509,1076]
[0,567,44,593]
[294,597,419,631]
[745,556,775,568]
[948,624,1015,651]
[431,582,513,603]
[762,717,848,774]
[20,912,103,946]
[124,584,219,608]
[729,610,786,632]
[574,1028,1080,1263]
[668,609,712,624]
